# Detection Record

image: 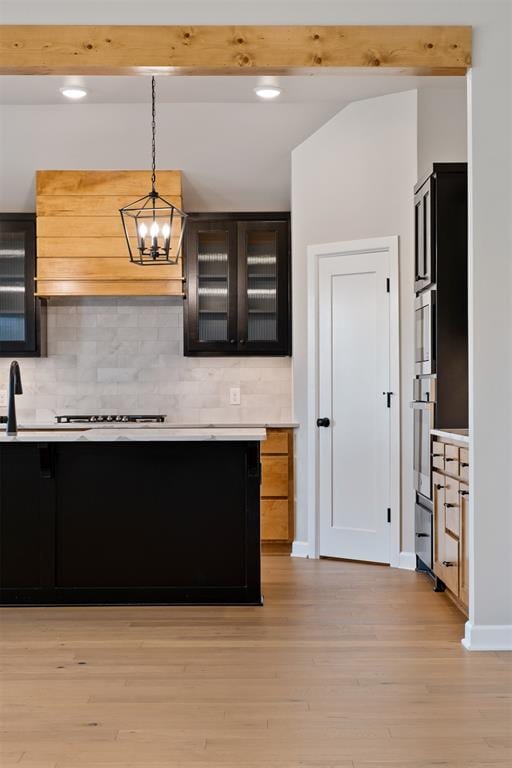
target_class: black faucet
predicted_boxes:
[7,360,22,436]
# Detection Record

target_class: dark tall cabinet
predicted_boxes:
[413,163,469,575]
[184,213,291,356]
[0,213,43,357]
[414,164,469,427]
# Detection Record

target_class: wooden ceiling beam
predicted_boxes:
[0,25,471,76]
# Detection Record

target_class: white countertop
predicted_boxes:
[0,427,267,443]
[431,428,469,445]
[15,421,298,430]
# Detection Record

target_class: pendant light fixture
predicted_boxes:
[120,77,187,265]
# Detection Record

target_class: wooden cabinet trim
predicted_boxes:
[260,428,294,552]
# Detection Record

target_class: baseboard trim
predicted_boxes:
[462,621,512,651]
[291,541,310,558]
[398,551,416,571]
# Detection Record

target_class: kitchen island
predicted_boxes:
[0,428,264,606]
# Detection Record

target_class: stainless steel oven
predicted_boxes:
[415,290,436,376]
[411,377,436,500]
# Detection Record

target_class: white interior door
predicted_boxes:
[318,245,391,563]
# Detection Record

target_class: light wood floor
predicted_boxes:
[1,557,511,768]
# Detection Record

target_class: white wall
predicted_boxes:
[2,0,512,648]
[0,102,337,212]
[291,85,467,558]
[291,90,418,551]
[417,86,468,179]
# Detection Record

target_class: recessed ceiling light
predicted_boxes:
[254,86,282,100]
[60,87,88,100]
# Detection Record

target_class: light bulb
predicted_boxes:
[254,86,282,100]
[150,221,159,238]
[138,223,148,237]
[60,87,88,100]
[162,223,170,238]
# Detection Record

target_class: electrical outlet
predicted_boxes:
[229,387,241,406]
[0,391,7,407]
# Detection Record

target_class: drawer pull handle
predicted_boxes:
[444,502,457,508]
[445,458,457,463]
[436,483,445,490]
[461,462,469,468]
[416,532,429,538]
[442,560,455,567]
[459,489,469,497]
[432,453,443,458]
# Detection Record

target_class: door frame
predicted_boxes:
[306,236,401,566]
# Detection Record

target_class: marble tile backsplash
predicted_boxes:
[0,298,292,424]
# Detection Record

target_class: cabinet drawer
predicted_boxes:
[444,476,460,538]
[261,429,289,455]
[440,532,459,595]
[261,499,290,541]
[460,448,469,482]
[444,443,459,476]
[432,441,445,471]
[261,455,289,497]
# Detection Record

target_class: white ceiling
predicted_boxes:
[0,75,466,213]
[0,75,465,106]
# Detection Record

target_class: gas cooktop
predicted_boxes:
[55,414,166,424]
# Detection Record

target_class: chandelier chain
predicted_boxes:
[151,76,156,191]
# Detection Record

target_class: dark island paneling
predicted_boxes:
[0,440,261,605]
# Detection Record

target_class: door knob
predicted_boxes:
[316,417,330,428]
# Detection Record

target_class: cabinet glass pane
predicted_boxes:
[197,231,229,342]
[246,230,277,342]
[0,230,25,342]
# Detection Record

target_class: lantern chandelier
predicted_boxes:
[120,77,187,265]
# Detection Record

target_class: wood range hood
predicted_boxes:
[36,170,184,297]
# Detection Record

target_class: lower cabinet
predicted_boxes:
[0,440,262,605]
[261,428,294,554]
[432,437,469,614]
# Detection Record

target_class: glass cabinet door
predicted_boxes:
[237,221,290,355]
[0,215,39,356]
[184,220,237,353]
[184,216,290,356]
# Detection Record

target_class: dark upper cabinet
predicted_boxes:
[0,214,44,357]
[414,176,435,294]
[414,163,467,297]
[184,213,291,356]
